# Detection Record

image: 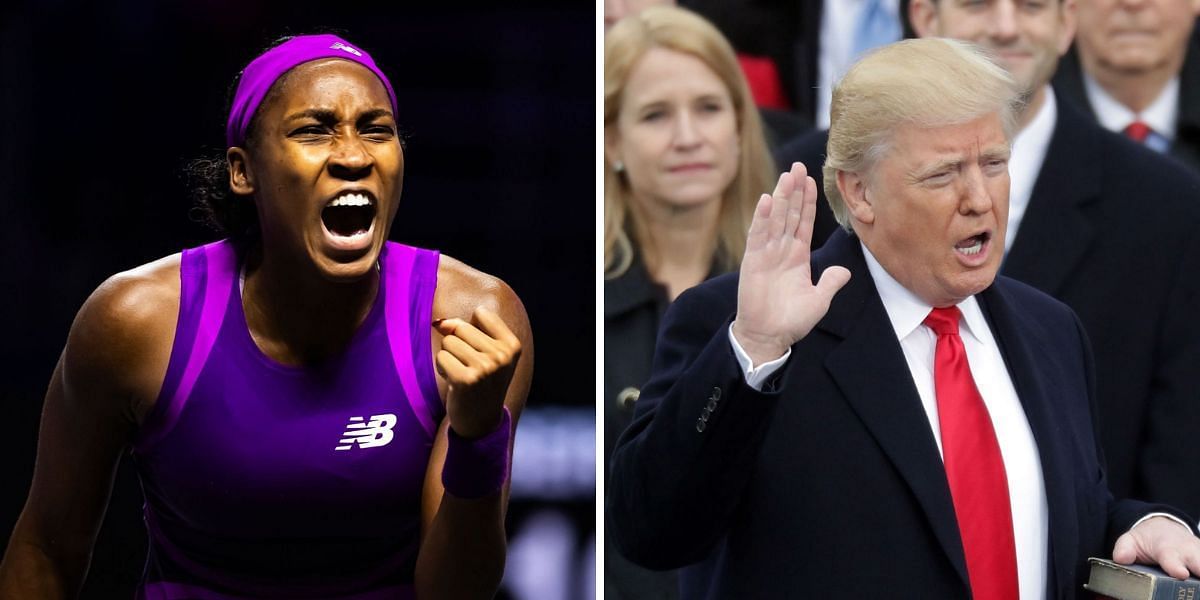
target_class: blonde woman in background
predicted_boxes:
[603,6,775,598]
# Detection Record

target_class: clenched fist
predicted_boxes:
[434,306,522,439]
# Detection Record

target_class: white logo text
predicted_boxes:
[335,414,396,450]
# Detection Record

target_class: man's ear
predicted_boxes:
[227,147,256,196]
[909,0,940,39]
[837,170,875,226]
[1057,0,1078,56]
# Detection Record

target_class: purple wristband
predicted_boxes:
[442,407,513,499]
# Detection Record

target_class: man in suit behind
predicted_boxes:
[681,0,905,130]
[608,38,1200,599]
[1053,0,1200,171]
[778,0,1200,522]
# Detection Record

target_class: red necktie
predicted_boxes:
[1124,120,1152,143]
[925,307,1019,600]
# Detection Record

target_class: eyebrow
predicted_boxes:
[284,108,394,123]
[980,145,1012,161]
[911,158,962,180]
[633,100,667,115]
[635,93,726,110]
[911,145,1012,179]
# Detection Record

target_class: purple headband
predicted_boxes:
[225,34,398,148]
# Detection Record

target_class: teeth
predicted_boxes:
[329,193,371,207]
[959,239,983,256]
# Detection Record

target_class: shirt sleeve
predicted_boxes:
[727,323,791,391]
[1129,512,1197,536]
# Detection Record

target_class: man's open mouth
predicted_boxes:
[955,232,990,256]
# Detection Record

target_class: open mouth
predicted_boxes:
[955,232,990,256]
[322,192,377,238]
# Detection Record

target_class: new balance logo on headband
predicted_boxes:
[329,42,363,57]
[335,414,396,450]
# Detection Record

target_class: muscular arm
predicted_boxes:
[415,258,533,599]
[0,261,177,598]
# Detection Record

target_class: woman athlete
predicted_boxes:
[0,34,531,599]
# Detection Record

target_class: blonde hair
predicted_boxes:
[603,5,776,279]
[823,38,1023,230]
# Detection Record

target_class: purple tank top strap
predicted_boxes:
[135,241,238,453]
[382,242,443,439]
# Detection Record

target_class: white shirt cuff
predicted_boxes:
[1130,512,1196,536]
[728,324,791,391]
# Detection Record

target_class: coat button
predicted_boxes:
[616,387,640,410]
[710,387,721,401]
[700,408,710,422]
[706,398,718,411]
[695,418,707,432]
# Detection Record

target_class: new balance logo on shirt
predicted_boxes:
[335,414,397,450]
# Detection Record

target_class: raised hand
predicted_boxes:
[434,307,522,439]
[732,162,851,365]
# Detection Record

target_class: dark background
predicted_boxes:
[0,1,595,597]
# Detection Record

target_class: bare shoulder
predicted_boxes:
[66,254,182,417]
[433,254,529,332]
[77,254,181,348]
[431,255,533,419]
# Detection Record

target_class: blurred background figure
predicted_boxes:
[603,6,775,598]
[684,0,903,137]
[0,2,592,599]
[605,0,675,30]
[1054,0,1200,171]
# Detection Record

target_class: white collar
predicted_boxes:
[1083,72,1179,141]
[860,242,989,344]
[1013,86,1057,157]
[1004,86,1058,253]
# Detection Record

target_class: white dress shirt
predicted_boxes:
[1005,87,1057,255]
[1084,73,1178,153]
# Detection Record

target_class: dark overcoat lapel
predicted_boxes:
[977,284,1081,599]
[811,231,970,589]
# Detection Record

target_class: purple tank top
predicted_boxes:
[132,240,443,600]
